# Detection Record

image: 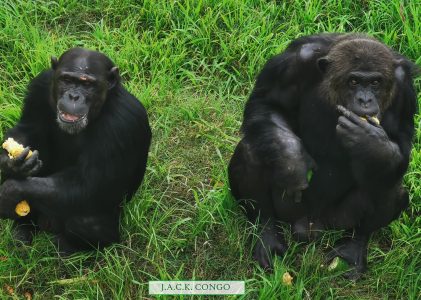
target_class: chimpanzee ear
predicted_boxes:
[51,56,58,70]
[108,66,120,89]
[394,58,419,82]
[317,56,329,73]
[393,59,406,82]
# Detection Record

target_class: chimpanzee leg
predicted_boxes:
[12,216,38,245]
[323,191,375,280]
[326,185,408,280]
[55,213,120,255]
[228,141,287,269]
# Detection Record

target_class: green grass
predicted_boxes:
[0,0,420,299]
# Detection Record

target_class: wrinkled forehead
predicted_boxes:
[331,39,395,72]
[57,49,112,77]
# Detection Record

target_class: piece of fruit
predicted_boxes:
[359,116,380,125]
[15,200,30,217]
[327,257,349,271]
[282,271,293,285]
[2,138,33,159]
[371,116,380,125]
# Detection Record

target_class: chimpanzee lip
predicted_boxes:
[354,110,379,118]
[58,110,87,123]
[359,113,378,118]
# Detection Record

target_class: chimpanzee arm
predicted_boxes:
[0,71,52,180]
[241,37,334,189]
[11,141,139,217]
[1,110,150,219]
[242,102,311,190]
[337,62,417,188]
[20,168,120,216]
[337,113,409,187]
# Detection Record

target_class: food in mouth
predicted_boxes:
[359,115,380,125]
[337,105,380,125]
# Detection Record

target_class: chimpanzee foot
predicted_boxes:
[326,235,368,280]
[12,223,35,245]
[253,228,287,270]
[54,234,82,257]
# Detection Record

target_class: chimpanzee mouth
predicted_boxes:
[58,110,87,123]
[350,108,379,119]
[356,112,378,118]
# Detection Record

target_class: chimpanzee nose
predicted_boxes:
[69,93,80,101]
[357,94,373,107]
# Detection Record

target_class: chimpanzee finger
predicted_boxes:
[336,105,368,127]
[14,147,31,163]
[0,152,9,165]
[337,116,355,129]
[21,150,39,172]
[27,159,43,176]
[28,160,43,176]
[253,244,272,271]
[336,124,348,137]
[336,105,348,115]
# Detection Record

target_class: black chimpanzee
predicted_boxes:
[228,33,417,278]
[0,48,151,254]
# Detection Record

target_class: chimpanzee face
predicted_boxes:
[343,70,383,118]
[318,38,397,120]
[50,48,119,134]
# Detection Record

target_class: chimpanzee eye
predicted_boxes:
[60,75,74,83]
[350,79,358,86]
[371,80,379,86]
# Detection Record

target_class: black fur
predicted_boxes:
[0,48,151,254]
[228,33,417,277]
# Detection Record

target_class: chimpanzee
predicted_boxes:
[228,33,417,278]
[0,48,151,254]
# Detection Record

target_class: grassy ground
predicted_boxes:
[0,0,420,299]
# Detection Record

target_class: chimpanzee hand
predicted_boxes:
[273,149,316,203]
[0,179,25,219]
[253,226,287,270]
[0,148,42,178]
[336,105,391,158]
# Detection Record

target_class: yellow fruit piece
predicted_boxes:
[371,116,380,125]
[359,116,380,125]
[282,271,293,286]
[2,138,33,159]
[327,256,349,271]
[15,200,30,217]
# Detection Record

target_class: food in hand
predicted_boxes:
[2,138,33,216]
[15,200,30,216]
[2,138,33,159]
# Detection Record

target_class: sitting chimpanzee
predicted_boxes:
[0,48,151,254]
[228,33,417,278]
